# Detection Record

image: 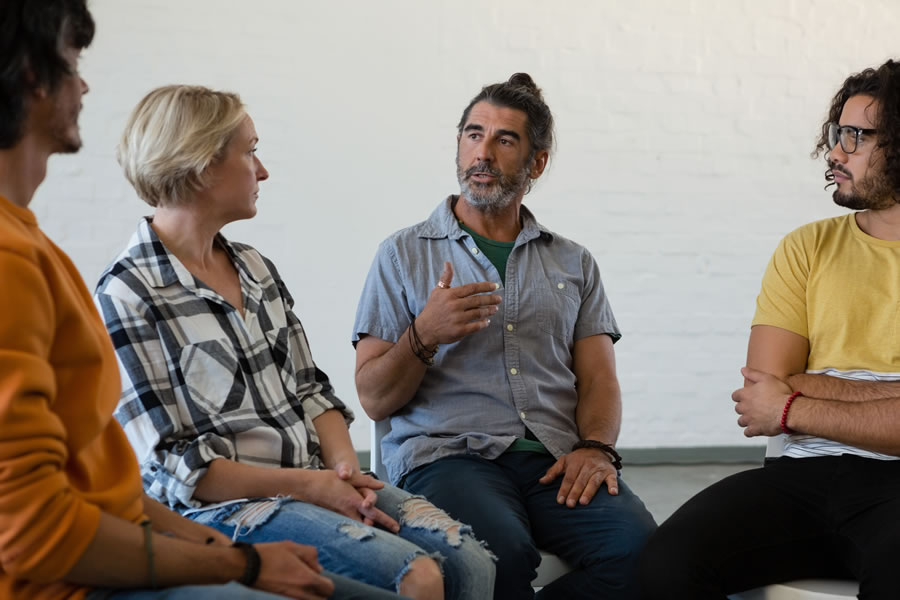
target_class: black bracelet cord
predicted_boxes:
[233,541,261,587]
[572,439,623,470]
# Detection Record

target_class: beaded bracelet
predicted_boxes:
[781,391,802,435]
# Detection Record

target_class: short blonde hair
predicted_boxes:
[117,85,246,207]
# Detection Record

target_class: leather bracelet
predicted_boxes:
[232,541,261,587]
[572,439,623,470]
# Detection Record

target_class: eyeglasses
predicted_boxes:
[827,122,877,154]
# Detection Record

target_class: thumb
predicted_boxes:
[438,261,454,288]
[741,366,764,382]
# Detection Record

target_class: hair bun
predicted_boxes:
[508,73,542,97]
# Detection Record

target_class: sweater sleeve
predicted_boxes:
[0,250,101,582]
[95,290,237,509]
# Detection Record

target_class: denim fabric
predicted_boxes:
[194,483,494,599]
[86,576,405,600]
[403,452,657,600]
[352,196,621,484]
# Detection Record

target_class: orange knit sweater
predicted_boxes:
[0,196,144,599]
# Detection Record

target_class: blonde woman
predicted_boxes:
[96,85,495,600]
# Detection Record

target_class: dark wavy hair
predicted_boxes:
[457,72,555,163]
[814,59,900,193]
[0,0,95,148]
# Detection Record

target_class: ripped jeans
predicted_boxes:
[192,483,495,599]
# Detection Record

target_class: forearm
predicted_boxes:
[141,494,229,545]
[788,373,900,402]
[355,331,428,421]
[193,458,316,504]
[313,409,359,470]
[575,380,622,445]
[65,511,245,588]
[787,395,900,455]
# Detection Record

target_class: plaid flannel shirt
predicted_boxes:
[95,218,351,510]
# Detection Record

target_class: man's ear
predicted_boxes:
[22,61,48,99]
[529,150,549,179]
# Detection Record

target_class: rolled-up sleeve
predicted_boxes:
[271,270,353,425]
[96,290,236,509]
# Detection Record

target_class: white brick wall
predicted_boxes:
[35,0,899,450]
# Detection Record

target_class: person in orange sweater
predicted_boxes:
[0,2,405,599]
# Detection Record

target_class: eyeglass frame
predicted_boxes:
[827,122,878,154]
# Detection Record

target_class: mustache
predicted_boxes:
[825,160,851,190]
[464,162,502,179]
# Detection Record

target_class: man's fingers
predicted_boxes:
[603,472,619,496]
[565,466,593,507]
[292,544,321,570]
[579,474,603,505]
[539,457,565,484]
[556,470,577,506]
[454,281,502,298]
[741,366,766,382]
[437,261,454,288]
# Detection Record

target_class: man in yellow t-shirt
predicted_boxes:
[639,59,900,598]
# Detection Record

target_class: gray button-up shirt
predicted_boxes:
[353,197,620,484]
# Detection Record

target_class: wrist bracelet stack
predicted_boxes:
[572,439,623,470]
[233,541,261,587]
[408,318,438,366]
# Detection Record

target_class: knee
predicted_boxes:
[400,555,444,600]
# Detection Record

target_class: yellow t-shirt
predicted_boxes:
[754,213,900,374]
[753,213,900,458]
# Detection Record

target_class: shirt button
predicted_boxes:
[510,368,518,375]
[471,247,480,255]
[557,282,565,289]
[519,411,527,420]
[506,324,514,331]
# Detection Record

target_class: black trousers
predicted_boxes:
[638,454,900,599]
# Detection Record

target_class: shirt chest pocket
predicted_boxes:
[534,283,580,344]
[178,338,247,414]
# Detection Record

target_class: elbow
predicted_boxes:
[359,394,390,422]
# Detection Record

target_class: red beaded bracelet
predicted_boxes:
[781,391,802,435]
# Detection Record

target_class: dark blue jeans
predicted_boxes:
[402,452,657,600]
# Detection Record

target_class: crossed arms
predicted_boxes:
[732,324,900,456]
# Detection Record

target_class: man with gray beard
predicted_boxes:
[352,73,656,600]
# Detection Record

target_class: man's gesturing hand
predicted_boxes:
[414,261,502,347]
[732,367,794,437]
[539,448,619,507]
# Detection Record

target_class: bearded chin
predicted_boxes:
[460,181,517,214]
[832,190,871,211]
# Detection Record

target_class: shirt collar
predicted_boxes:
[419,195,554,244]
[126,217,259,292]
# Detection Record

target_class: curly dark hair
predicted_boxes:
[0,0,95,148]
[814,59,900,194]
[457,72,555,162]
